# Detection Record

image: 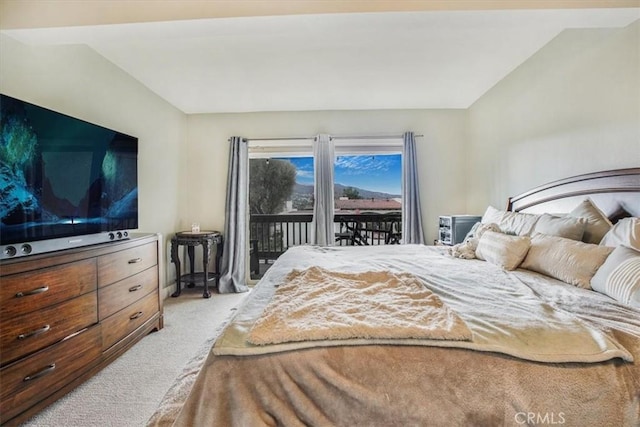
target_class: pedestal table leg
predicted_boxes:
[170,238,182,297]
[187,245,196,287]
[215,237,224,289]
[202,239,212,298]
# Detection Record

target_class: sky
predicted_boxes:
[281,154,402,195]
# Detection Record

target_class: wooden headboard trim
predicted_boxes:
[507,168,640,212]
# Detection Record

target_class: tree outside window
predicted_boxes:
[248,149,401,279]
[249,159,297,214]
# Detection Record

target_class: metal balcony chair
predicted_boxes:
[335,220,368,245]
[384,220,401,244]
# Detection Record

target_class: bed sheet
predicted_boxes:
[173,245,640,427]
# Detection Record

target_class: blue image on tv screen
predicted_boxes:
[0,94,138,245]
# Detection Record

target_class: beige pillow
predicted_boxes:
[591,245,640,308]
[499,211,540,236]
[567,198,612,244]
[599,217,640,251]
[475,231,531,271]
[533,214,586,241]
[521,233,613,289]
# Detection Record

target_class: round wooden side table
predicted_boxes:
[170,231,223,298]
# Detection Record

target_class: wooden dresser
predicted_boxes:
[0,233,163,425]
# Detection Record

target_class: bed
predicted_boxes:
[169,168,640,427]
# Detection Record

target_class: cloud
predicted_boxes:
[335,155,397,176]
[273,155,400,188]
[296,169,313,179]
[281,157,314,183]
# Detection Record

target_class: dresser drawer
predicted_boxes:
[0,325,101,423]
[0,259,97,321]
[1,292,98,366]
[98,267,158,320]
[101,291,159,350]
[97,242,157,287]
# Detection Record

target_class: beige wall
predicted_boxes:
[185,109,469,245]
[468,21,640,212]
[191,20,640,245]
[0,34,188,287]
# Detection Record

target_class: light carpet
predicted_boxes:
[20,289,248,427]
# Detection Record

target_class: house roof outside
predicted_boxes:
[335,198,401,212]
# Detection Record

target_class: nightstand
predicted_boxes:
[170,231,223,298]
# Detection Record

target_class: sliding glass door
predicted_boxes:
[248,138,403,279]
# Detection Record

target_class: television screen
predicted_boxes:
[0,94,138,250]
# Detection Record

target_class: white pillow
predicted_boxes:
[591,245,640,308]
[599,217,640,251]
[567,198,612,244]
[481,206,504,225]
[533,214,586,241]
[480,206,539,236]
[475,231,531,271]
[520,233,613,289]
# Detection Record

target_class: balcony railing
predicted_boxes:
[249,212,402,278]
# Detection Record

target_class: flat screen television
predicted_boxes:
[1,94,138,259]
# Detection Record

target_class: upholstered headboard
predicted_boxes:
[507,168,640,221]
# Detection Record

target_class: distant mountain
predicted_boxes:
[292,183,313,195]
[293,182,400,199]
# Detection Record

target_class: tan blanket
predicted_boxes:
[248,267,472,345]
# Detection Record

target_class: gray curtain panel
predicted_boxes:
[218,136,249,293]
[401,131,426,244]
[311,134,335,246]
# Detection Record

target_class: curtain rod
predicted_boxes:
[244,137,316,142]
[242,134,423,142]
[332,134,423,140]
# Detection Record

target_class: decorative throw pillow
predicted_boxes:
[449,223,501,260]
[533,213,587,241]
[599,217,640,251]
[567,198,612,244]
[520,233,613,289]
[591,245,640,308]
[475,230,531,270]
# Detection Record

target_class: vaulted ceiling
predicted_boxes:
[1,1,638,113]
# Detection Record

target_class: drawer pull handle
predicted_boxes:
[18,324,51,340]
[24,363,56,382]
[130,311,143,320]
[128,258,142,264]
[129,285,143,292]
[15,286,49,298]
